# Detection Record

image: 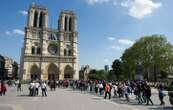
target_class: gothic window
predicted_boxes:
[39,12,45,28]
[48,44,58,55]
[31,46,35,54]
[69,17,72,31]
[33,11,38,27]
[37,47,41,54]
[49,33,58,40]
[64,45,72,56]
[65,16,68,31]
[39,12,43,28]
[49,34,55,40]
[68,49,72,56]
[64,49,67,56]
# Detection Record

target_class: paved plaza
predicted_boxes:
[0,85,173,110]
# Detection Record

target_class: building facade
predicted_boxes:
[20,4,79,81]
[79,65,90,80]
[4,56,18,79]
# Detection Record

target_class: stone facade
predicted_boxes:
[4,56,18,79]
[20,4,79,81]
[79,65,90,80]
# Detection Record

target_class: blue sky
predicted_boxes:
[0,0,173,69]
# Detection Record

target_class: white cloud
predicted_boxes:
[85,0,162,19]
[19,10,28,16]
[5,31,11,36]
[121,0,131,7]
[13,29,24,35]
[121,0,162,19]
[118,38,134,45]
[5,29,24,36]
[107,37,115,41]
[86,0,110,5]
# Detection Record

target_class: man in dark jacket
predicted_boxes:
[145,85,153,105]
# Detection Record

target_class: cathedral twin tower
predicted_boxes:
[20,4,79,80]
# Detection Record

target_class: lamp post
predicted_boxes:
[135,62,143,80]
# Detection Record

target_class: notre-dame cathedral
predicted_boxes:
[20,4,79,80]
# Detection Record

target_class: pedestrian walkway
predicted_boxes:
[0,85,172,110]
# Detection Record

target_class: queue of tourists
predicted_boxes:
[1,79,173,106]
[60,80,173,106]
[24,79,173,106]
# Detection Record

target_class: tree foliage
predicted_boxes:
[88,69,107,80]
[121,35,173,81]
[88,35,173,81]
[110,59,123,80]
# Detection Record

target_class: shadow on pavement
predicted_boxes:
[16,94,29,97]
[16,94,44,97]
[149,106,173,110]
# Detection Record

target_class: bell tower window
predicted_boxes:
[69,17,72,31]
[37,47,41,54]
[39,12,45,28]
[33,11,38,27]
[31,47,35,54]
[65,16,68,31]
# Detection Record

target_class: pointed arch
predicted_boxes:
[64,49,67,56]
[47,63,59,80]
[64,65,73,79]
[30,64,40,80]
[31,46,35,54]
[69,17,72,31]
[64,16,68,31]
[39,12,45,28]
[33,11,38,27]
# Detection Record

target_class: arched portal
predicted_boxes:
[64,65,73,79]
[30,64,40,80]
[48,63,59,80]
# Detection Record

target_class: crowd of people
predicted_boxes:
[28,81,47,96]
[1,79,173,107]
[54,80,169,106]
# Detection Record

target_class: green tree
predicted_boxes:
[111,59,123,80]
[88,69,107,80]
[121,35,173,81]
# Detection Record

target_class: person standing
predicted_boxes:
[17,81,22,92]
[104,83,111,99]
[95,80,99,95]
[41,81,47,96]
[145,85,153,105]
[0,82,7,96]
[29,81,35,96]
[98,82,103,96]
[158,85,166,106]
[124,84,130,102]
[35,81,40,96]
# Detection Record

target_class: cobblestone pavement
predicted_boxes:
[0,85,172,110]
